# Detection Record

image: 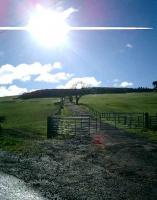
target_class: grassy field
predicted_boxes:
[0,96,59,151]
[1,92,157,151]
[80,92,157,114]
[80,92,157,142]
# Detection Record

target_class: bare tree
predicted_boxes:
[152,81,157,89]
[72,81,88,105]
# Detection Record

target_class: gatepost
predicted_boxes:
[144,113,149,129]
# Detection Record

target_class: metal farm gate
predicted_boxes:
[47,116,91,138]
[149,116,157,129]
[47,112,157,139]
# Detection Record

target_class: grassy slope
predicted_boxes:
[80,92,157,114]
[0,97,59,151]
[80,93,157,142]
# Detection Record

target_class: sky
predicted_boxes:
[0,0,156,96]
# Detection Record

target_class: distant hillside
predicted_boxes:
[19,87,153,99]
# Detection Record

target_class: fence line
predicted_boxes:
[89,108,157,130]
[47,111,157,139]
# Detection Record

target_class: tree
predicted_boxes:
[72,81,88,105]
[152,81,157,89]
[69,96,73,103]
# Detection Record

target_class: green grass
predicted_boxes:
[61,106,72,117]
[0,97,59,152]
[80,92,157,142]
[80,92,157,114]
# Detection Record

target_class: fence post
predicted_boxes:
[129,115,132,128]
[124,116,127,125]
[47,117,59,139]
[75,118,77,135]
[118,114,120,124]
[115,114,117,128]
[99,114,102,129]
[96,116,97,132]
[144,113,149,129]
[89,117,90,134]
[47,116,52,139]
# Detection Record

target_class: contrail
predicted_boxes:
[0,26,153,31]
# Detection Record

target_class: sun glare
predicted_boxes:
[27,5,70,47]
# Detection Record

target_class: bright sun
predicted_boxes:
[27,5,70,47]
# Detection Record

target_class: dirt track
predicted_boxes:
[0,104,157,199]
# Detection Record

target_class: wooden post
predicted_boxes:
[47,116,52,139]
[144,113,149,129]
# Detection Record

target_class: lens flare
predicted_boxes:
[0,4,153,48]
[26,5,70,47]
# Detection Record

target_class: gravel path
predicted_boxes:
[0,104,157,199]
[0,172,46,200]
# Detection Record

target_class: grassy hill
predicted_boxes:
[0,97,59,151]
[80,92,157,114]
[80,92,157,141]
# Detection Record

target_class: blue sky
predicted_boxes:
[0,0,156,96]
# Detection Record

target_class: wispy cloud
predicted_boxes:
[57,77,101,89]
[126,43,133,48]
[113,79,120,83]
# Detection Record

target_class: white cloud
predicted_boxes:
[0,85,27,97]
[0,62,63,85]
[63,7,78,18]
[126,43,133,48]
[57,77,101,89]
[35,72,73,83]
[52,62,62,69]
[119,81,133,88]
[113,79,133,88]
